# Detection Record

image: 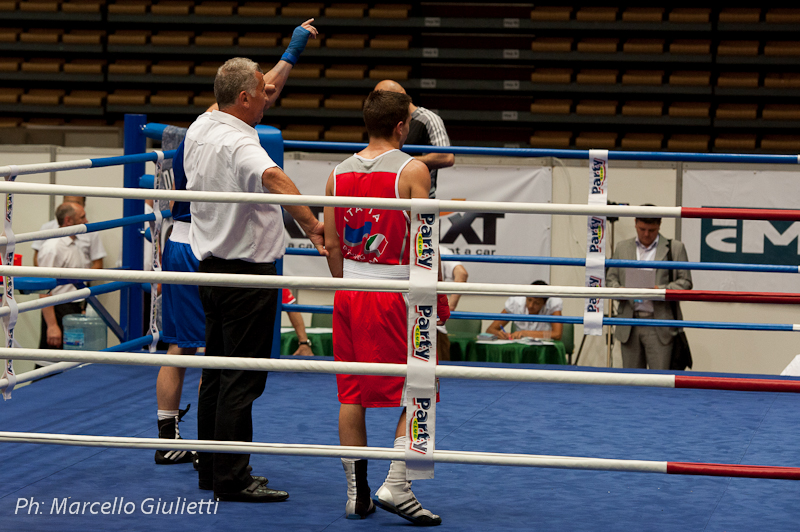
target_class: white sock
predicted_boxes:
[157,409,179,421]
[383,436,408,487]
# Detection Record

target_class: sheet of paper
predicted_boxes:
[624,268,656,289]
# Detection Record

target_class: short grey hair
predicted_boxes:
[214,57,263,109]
[55,202,77,226]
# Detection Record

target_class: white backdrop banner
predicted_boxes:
[282,160,553,285]
[682,169,800,292]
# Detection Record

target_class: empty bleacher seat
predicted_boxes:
[324,125,366,142]
[325,3,366,18]
[765,9,800,23]
[63,59,106,74]
[716,103,758,120]
[575,100,618,115]
[622,7,663,22]
[623,39,664,54]
[719,8,760,23]
[281,124,324,141]
[670,40,711,54]
[718,41,759,56]
[108,30,150,45]
[0,28,22,42]
[195,32,237,46]
[62,30,105,44]
[150,90,193,106]
[63,90,106,106]
[0,57,22,71]
[150,0,193,15]
[621,101,663,116]
[575,132,617,149]
[151,61,193,75]
[324,94,365,110]
[576,69,618,84]
[20,28,63,43]
[195,61,222,77]
[669,71,711,86]
[0,88,24,104]
[326,34,367,49]
[762,104,800,120]
[325,65,367,79]
[668,8,710,23]
[764,73,800,88]
[193,91,215,108]
[369,65,412,81]
[717,72,759,87]
[370,35,411,49]
[21,58,65,72]
[667,134,710,151]
[575,7,617,22]
[282,2,322,17]
[19,0,60,12]
[369,4,410,18]
[531,68,573,84]
[577,38,619,53]
[764,42,800,56]
[62,0,105,11]
[0,117,23,127]
[530,130,572,148]
[107,90,150,105]
[0,2,14,10]
[20,89,65,105]
[531,38,573,52]
[621,133,664,150]
[715,134,757,150]
[668,102,711,117]
[530,6,571,21]
[279,94,323,109]
[109,60,151,74]
[237,2,277,16]
[622,70,664,85]
[761,135,800,151]
[239,33,280,48]
[108,0,149,14]
[194,1,235,15]
[151,31,193,46]
[530,99,571,114]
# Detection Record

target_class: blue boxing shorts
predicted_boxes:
[161,222,205,348]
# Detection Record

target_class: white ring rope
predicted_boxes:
[0,432,666,474]
[0,159,92,177]
[0,266,665,300]
[0,287,94,318]
[0,349,676,389]
[0,224,88,246]
[0,181,681,218]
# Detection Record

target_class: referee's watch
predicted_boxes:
[298,339,312,347]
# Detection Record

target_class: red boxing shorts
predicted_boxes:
[334,290,407,407]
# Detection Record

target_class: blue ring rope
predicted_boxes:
[285,305,794,332]
[282,248,798,275]
[85,210,172,234]
[89,150,175,168]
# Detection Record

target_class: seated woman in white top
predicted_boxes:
[486,280,563,340]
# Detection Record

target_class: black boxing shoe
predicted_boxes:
[214,480,288,503]
[199,465,267,491]
[155,405,197,465]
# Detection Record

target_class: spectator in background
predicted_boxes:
[373,79,454,198]
[282,289,313,356]
[437,246,468,361]
[32,195,106,269]
[606,212,692,369]
[486,281,563,340]
[38,202,90,349]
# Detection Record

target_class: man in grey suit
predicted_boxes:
[606,214,692,369]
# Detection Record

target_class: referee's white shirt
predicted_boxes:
[185,110,283,263]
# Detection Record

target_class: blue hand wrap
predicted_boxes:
[281,25,312,66]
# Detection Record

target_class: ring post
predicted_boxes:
[257,125,285,358]
[122,114,146,342]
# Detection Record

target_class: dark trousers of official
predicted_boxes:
[196,257,277,494]
[38,301,84,350]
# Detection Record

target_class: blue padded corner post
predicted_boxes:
[256,125,285,358]
[122,114,146,342]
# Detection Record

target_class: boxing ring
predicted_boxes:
[1,115,800,530]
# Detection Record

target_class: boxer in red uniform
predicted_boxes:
[324,90,448,526]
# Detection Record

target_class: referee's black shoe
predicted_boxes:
[214,480,288,503]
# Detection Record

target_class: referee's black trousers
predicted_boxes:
[196,257,277,494]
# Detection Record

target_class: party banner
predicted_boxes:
[583,150,608,336]
[282,159,552,285]
[682,169,800,292]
